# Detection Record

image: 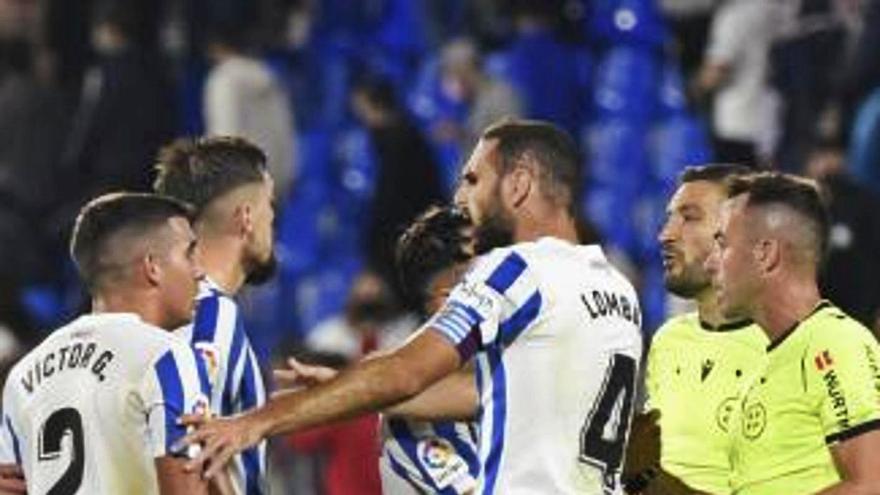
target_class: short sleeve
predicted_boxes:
[0,377,21,465]
[428,249,543,361]
[0,393,19,466]
[804,320,880,445]
[141,344,211,459]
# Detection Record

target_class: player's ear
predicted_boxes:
[754,238,781,275]
[505,162,533,210]
[233,203,254,238]
[142,252,162,287]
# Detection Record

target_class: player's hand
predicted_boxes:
[0,463,26,494]
[623,409,661,479]
[272,357,337,391]
[176,413,265,480]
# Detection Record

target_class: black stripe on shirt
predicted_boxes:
[825,418,880,445]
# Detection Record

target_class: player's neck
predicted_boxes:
[754,279,821,342]
[695,289,726,328]
[91,291,166,329]
[197,237,247,295]
[514,210,579,244]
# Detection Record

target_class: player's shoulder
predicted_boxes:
[468,238,604,283]
[652,312,700,342]
[186,278,241,341]
[804,302,876,349]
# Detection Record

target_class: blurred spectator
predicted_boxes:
[659,0,716,80]
[806,139,880,332]
[305,271,415,357]
[429,37,522,167]
[350,76,445,295]
[840,0,880,140]
[487,1,591,137]
[59,0,174,211]
[0,39,70,343]
[285,416,383,495]
[848,87,880,195]
[288,271,416,495]
[204,24,296,198]
[771,0,848,171]
[693,0,783,166]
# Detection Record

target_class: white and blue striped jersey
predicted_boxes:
[177,278,268,495]
[379,417,480,494]
[429,238,643,494]
[0,313,210,494]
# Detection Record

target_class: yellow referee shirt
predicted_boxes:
[731,301,880,495]
[646,312,767,494]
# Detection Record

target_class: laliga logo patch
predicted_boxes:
[418,437,454,469]
[194,342,222,387]
[191,394,210,417]
[418,437,469,489]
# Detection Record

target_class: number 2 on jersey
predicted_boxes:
[38,408,85,495]
[579,354,637,488]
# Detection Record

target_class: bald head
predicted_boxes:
[728,173,829,272]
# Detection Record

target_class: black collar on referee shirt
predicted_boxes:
[699,318,753,332]
[766,300,833,352]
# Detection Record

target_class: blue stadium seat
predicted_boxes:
[649,114,713,192]
[590,0,668,47]
[593,46,660,121]
[407,56,469,193]
[486,30,591,137]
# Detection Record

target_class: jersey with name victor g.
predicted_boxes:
[0,313,209,494]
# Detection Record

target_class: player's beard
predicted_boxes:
[245,252,278,286]
[664,260,712,299]
[473,202,515,255]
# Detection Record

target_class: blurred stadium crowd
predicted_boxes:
[0,0,879,491]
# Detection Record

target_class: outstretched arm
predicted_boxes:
[385,364,477,421]
[275,358,478,421]
[179,329,461,478]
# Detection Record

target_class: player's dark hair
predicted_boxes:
[395,206,472,313]
[153,136,267,217]
[728,172,830,267]
[679,163,751,188]
[70,192,194,292]
[482,119,581,215]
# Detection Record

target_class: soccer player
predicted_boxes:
[180,119,644,494]
[626,165,768,494]
[707,172,880,494]
[153,136,275,494]
[278,205,481,494]
[0,193,210,494]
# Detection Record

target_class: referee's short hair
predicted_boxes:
[679,163,751,190]
[727,172,830,268]
[70,192,193,292]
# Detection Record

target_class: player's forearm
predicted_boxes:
[252,352,436,438]
[386,367,477,421]
[156,457,210,495]
[815,481,880,495]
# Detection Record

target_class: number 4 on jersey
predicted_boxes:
[579,354,637,489]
